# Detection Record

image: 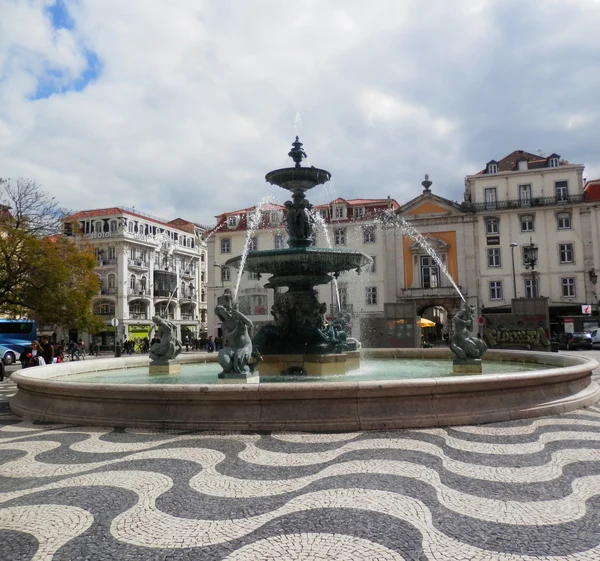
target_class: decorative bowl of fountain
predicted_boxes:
[8,137,600,431]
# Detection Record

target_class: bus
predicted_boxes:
[0,319,37,364]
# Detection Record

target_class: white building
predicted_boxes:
[464,150,598,332]
[66,207,207,347]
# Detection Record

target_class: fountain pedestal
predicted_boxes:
[149,359,181,375]
[259,350,361,376]
[452,359,483,375]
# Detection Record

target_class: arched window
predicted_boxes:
[130,274,136,290]
[95,220,103,233]
[108,274,116,288]
[140,276,147,291]
[189,283,194,298]
[110,220,118,232]
[181,281,186,297]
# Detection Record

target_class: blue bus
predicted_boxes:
[0,320,37,365]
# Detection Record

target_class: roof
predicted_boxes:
[67,206,191,233]
[584,178,600,202]
[214,202,285,220]
[477,150,572,175]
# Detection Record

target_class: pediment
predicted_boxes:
[409,233,449,253]
[397,193,463,217]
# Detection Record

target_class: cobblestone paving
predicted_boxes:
[1,367,600,560]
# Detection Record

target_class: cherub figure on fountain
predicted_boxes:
[149,315,183,373]
[450,302,487,373]
[215,289,261,379]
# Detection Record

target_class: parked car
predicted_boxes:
[560,332,593,350]
[590,328,600,346]
[0,344,19,365]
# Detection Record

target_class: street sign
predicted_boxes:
[478,316,485,326]
[111,318,120,327]
[582,305,592,315]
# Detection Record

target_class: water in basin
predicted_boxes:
[61,359,545,385]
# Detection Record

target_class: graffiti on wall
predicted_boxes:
[484,314,550,350]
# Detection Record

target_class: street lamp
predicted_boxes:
[523,237,539,297]
[213,262,224,288]
[510,243,518,300]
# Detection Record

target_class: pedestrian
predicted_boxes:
[23,340,47,368]
[206,335,215,353]
[184,336,189,352]
[39,336,54,365]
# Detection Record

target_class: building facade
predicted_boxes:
[464,150,598,333]
[66,207,207,347]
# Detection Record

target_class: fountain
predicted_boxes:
[224,137,371,375]
[8,137,600,431]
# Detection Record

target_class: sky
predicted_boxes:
[1,0,599,226]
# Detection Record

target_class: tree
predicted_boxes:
[0,178,104,333]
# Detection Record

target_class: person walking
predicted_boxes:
[23,340,47,368]
[206,336,215,353]
[39,336,54,365]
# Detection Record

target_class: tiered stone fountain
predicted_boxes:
[225,137,371,375]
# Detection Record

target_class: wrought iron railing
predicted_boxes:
[128,259,149,268]
[463,193,584,212]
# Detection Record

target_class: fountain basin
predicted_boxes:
[225,247,372,279]
[9,349,599,431]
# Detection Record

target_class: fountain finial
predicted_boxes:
[288,136,307,168]
[422,174,432,192]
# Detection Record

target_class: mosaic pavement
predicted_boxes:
[1,378,600,559]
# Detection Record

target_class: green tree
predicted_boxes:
[0,178,103,333]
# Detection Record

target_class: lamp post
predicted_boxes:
[523,237,539,297]
[510,243,518,300]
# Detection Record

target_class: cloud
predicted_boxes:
[0,0,599,224]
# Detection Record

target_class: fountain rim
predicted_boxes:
[265,166,331,189]
[10,349,598,392]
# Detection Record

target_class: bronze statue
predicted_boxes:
[149,315,182,362]
[450,303,487,360]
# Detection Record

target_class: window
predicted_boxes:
[484,188,497,209]
[140,276,147,291]
[519,184,531,206]
[561,277,576,298]
[369,256,376,274]
[363,226,376,243]
[520,214,534,232]
[487,163,498,174]
[487,248,501,267]
[227,216,237,227]
[559,243,574,264]
[108,246,116,260]
[128,221,134,233]
[366,286,378,305]
[555,181,568,202]
[334,228,346,246]
[524,279,538,298]
[486,217,499,235]
[221,238,231,253]
[248,271,260,280]
[337,284,348,311]
[248,236,258,251]
[129,275,136,290]
[201,271,205,283]
[549,157,559,168]
[221,267,230,282]
[110,220,118,232]
[108,274,116,288]
[355,207,365,218]
[518,160,528,171]
[557,212,571,230]
[274,234,286,249]
[95,220,103,233]
[489,281,503,300]
[334,207,345,219]
[421,256,439,288]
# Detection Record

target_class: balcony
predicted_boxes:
[463,193,584,212]
[398,286,462,299]
[181,268,196,278]
[181,314,195,321]
[129,312,148,320]
[128,287,148,297]
[96,259,117,267]
[100,287,117,296]
[180,291,196,301]
[128,259,149,269]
